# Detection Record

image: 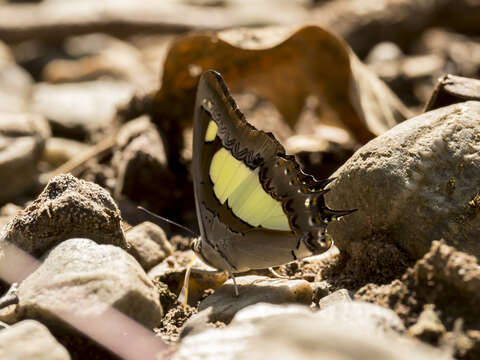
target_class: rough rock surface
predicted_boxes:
[356,240,480,359]
[0,174,126,256]
[326,101,480,260]
[176,303,450,360]
[17,238,163,329]
[0,320,70,360]
[356,241,480,327]
[355,241,480,328]
[408,305,446,345]
[0,113,51,204]
[126,221,174,271]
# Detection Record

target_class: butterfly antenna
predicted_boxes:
[137,206,198,237]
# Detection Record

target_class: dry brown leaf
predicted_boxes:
[153,25,411,163]
[425,74,480,112]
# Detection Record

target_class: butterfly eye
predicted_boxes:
[284,199,294,212]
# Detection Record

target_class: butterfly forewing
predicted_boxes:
[192,70,352,272]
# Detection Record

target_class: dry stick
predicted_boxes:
[1,0,479,53]
[40,135,116,186]
[0,0,307,44]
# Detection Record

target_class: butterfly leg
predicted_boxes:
[224,267,239,296]
[178,254,197,306]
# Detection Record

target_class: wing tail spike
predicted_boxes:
[324,207,357,220]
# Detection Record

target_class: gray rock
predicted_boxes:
[0,48,33,113]
[0,41,12,65]
[42,137,89,168]
[326,101,480,259]
[182,276,312,336]
[44,34,155,90]
[0,203,21,229]
[316,301,405,335]
[112,116,176,207]
[183,302,313,339]
[231,302,313,324]
[318,288,352,310]
[0,283,19,324]
[126,221,173,271]
[0,203,22,217]
[198,275,312,323]
[0,174,127,257]
[175,305,450,360]
[32,80,133,141]
[0,113,50,204]
[0,320,70,360]
[17,238,163,329]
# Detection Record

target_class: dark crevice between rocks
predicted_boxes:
[320,238,414,292]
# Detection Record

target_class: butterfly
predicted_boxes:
[189,70,355,295]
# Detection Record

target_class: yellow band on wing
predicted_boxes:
[209,147,290,231]
[204,120,218,142]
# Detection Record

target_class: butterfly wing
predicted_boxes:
[192,70,353,272]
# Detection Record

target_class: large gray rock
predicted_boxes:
[0,113,50,204]
[326,101,480,259]
[175,303,451,360]
[17,238,163,329]
[0,174,127,256]
[0,320,70,360]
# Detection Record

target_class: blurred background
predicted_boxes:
[1,0,479,233]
